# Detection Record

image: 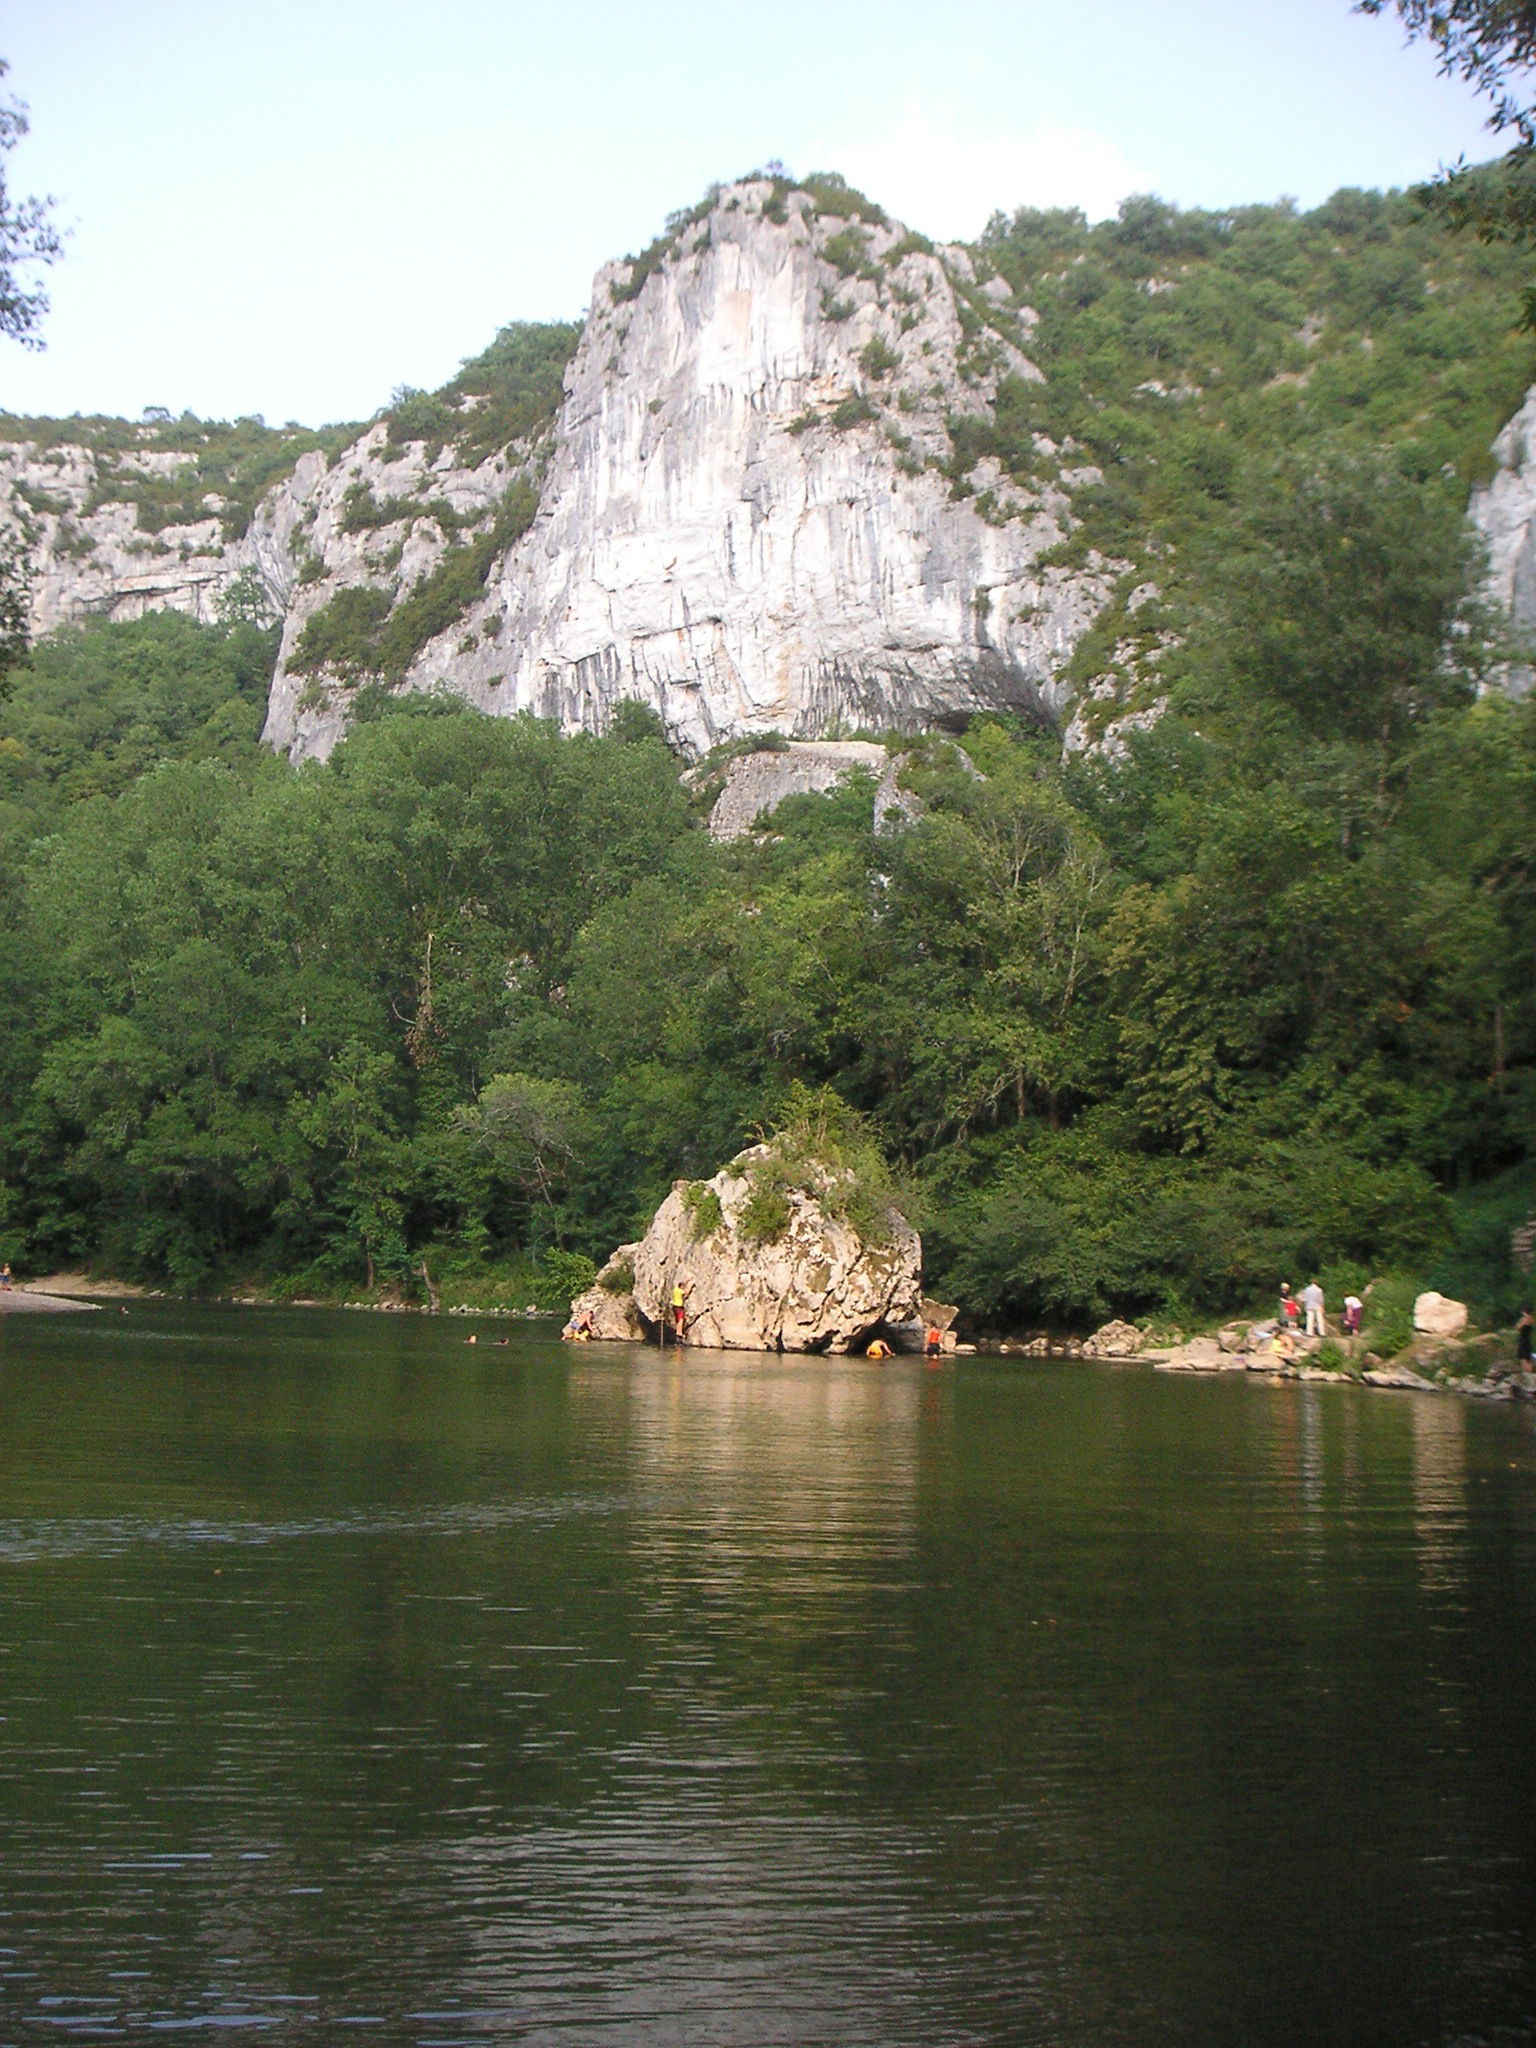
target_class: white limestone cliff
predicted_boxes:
[1471,384,1536,698]
[258,178,1118,759]
[18,182,1534,763]
[0,439,253,632]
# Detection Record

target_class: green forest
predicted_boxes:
[0,185,1533,1329]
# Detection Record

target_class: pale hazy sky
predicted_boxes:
[0,0,1506,428]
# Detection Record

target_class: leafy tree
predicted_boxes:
[1358,2,1536,318]
[1359,2,1536,142]
[453,1072,588,1248]
[0,59,60,348]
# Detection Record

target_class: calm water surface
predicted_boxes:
[1,1304,1535,2045]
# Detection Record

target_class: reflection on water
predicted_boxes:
[0,1305,1534,2046]
[1413,1395,1469,1598]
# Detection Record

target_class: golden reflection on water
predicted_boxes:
[1411,1395,1469,1600]
[570,1350,924,1534]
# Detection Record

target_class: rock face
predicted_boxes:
[0,177,1122,762]
[702,740,885,839]
[1413,1291,1469,1339]
[700,738,971,840]
[580,1144,922,1353]
[0,439,261,634]
[16,186,1536,764]
[569,1255,648,1341]
[1472,387,1536,699]
[261,179,1113,760]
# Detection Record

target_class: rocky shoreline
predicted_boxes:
[4,1273,1528,1402]
[994,1313,1535,1402]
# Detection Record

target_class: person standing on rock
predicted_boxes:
[1517,1306,1534,1372]
[0,1263,11,1291]
[1279,1284,1299,1333]
[1342,1294,1363,1338]
[1301,1279,1325,1338]
[671,1281,688,1344]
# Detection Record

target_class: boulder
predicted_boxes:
[705,743,888,841]
[568,1247,647,1341]
[1160,1338,1230,1371]
[1413,1291,1469,1339]
[1081,1319,1144,1359]
[588,1145,922,1354]
[889,1298,961,1353]
[1363,1364,1443,1392]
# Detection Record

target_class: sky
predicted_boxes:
[0,0,1509,429]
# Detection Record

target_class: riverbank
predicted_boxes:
[24,1272,151,1299]
[0,1287,98,1314]
[6,1270,1529,1402]
[1149,1342,1536,1402]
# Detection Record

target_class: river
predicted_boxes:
[1,1302,1533,2045]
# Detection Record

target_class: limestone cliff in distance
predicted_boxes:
[0,173,1122,762]
[5,169,1536,760]
[261,174,1116,760]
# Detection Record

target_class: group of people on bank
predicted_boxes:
[1277,1281,1362,1342]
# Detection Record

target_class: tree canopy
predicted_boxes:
[0,594,1530,1326]
[0,58,59,348]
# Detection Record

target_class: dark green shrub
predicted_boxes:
[682,1182,723,1238]
[372,481,538,680]
[1362,1275,1419,1358]
[381,321,580,467]
[738,1180,792,1243]
[339,483,423,533]
[541,1247,596,1308]
[830,395,877,431]
[799,172,887,226]
[290,585,391,678]
[822,228,871,278]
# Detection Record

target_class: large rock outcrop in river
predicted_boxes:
[572,1142,922,1353]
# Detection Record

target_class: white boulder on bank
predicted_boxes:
[1413,1291,1468,1339]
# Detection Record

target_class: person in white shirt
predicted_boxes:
[1301,1279,1325,1337]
